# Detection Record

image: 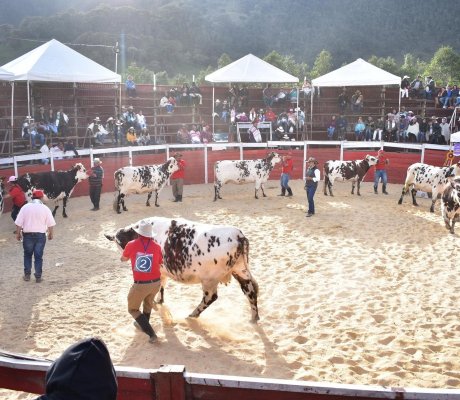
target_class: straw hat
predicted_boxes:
[133,220,156,238]
[307,157,318,164]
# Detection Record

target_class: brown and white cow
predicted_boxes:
[113,157,178,213]
[398,162,460,212]
[105,217,259,322]
[441,177,460,234]
[323,155,378,196]
[214,152,281,201]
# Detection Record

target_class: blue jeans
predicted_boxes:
[23,233,46,278]
[374,170,387,187]
[306,184,317,214]
[280,173,290,189]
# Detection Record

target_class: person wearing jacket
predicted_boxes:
[35,337,117,400]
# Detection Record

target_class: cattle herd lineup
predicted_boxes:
[1,153,460,320]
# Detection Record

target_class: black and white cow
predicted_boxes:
[398,162,460,212]
[105,217,259,322]
[0,176,5,217]
[323,155,378,196]
[441,177,460,234]
[17,163,88,218]
[113,157,179,213]
[214,151,281,201]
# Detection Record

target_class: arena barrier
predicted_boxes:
[0,140,455,212]
[1,351,460,399]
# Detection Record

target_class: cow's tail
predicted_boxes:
[241,236,250,270]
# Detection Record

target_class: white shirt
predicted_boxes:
[15,200,56,233]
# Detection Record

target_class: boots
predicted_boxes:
[177,195,182,202]
[286,188,293,197]
[374,185,378,194]
[134,314,157,343]
[382,184,388,195]
[278,188,286,196]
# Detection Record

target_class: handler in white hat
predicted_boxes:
[120,219,163,343]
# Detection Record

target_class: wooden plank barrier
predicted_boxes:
[1,352,460,399]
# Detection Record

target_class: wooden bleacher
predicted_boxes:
[0,82,456,156]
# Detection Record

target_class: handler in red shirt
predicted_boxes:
[374,149,389,195]
[279,152,294,197]
[6,176,26,221]
[171,152,186,202]
[121,219,163,343]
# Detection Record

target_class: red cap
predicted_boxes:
[32,189,44,199]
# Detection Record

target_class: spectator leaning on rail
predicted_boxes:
[35,337,117,400]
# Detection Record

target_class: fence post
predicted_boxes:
[154,365,186,400]
[204,145,208,184]
[421,144,425,164]
[129,148,133,166]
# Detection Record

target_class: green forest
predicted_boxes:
[1,0,460,85]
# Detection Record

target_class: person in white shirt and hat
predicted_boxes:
[120,219,163,343]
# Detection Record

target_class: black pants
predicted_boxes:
[89,185,102,208]
[11,204,21,221]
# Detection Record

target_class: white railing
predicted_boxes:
[0,140,450,182]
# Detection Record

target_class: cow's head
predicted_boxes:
[452,162,460,176]
[266,151,282,165]
[73,163,88,182]
[163,157,179,175]
[365,155,378,166]
[105,224,138,250]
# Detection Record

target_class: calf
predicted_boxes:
[105,217,259,322]
[17,163,88,218]
[441,177,460,234]
[113,157,178,213]
[398,162,460,212]
[323,155,378,196]
[214,151,281,201]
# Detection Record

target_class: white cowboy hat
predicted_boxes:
[277,126,284,133]
[133,220,156,238]
[93,158,102,164]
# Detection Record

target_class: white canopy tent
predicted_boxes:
[1,38,121,135]
[311,58,401,138]
[205,54,299,137]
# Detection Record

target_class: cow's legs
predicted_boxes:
[351,181,356,195]
[62,196,68,218]
[120,194,128,212]
[410,188,419,207]
[155,276,168,304]
[52,204,59,217]
[232,272,259,323]
[254,187,259,199]
[154,190,160,207]
[214,182,222,201]
[324,177,334,196]
[356,180,361,196]
[189,281,219,318]
[261,183,267,197]
[146,191,152,207]
[323,177,328,195]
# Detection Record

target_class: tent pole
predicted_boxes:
[27,80,31,119]
[10,82,14,155]
[212,85,215,136]
[310,86,314,141]
[398,84,401,115]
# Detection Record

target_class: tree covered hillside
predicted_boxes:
[0,0,459,80]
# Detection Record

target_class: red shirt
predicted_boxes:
[122,237,163,281]
[171,159,185,179]
[281,158,294,174]
[375,153,388,171]
[9,185,26,207]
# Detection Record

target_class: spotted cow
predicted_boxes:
[105,217,259,322]
[441,177,460,234]
[398,162,460,212]
[214,151,281,201]
[323,155,378,196]
[17,163,88,218]
[0,176,5,217]
[113,157,178,213]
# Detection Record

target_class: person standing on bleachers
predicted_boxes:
[56,106,69,137]
[125,75,137,98]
